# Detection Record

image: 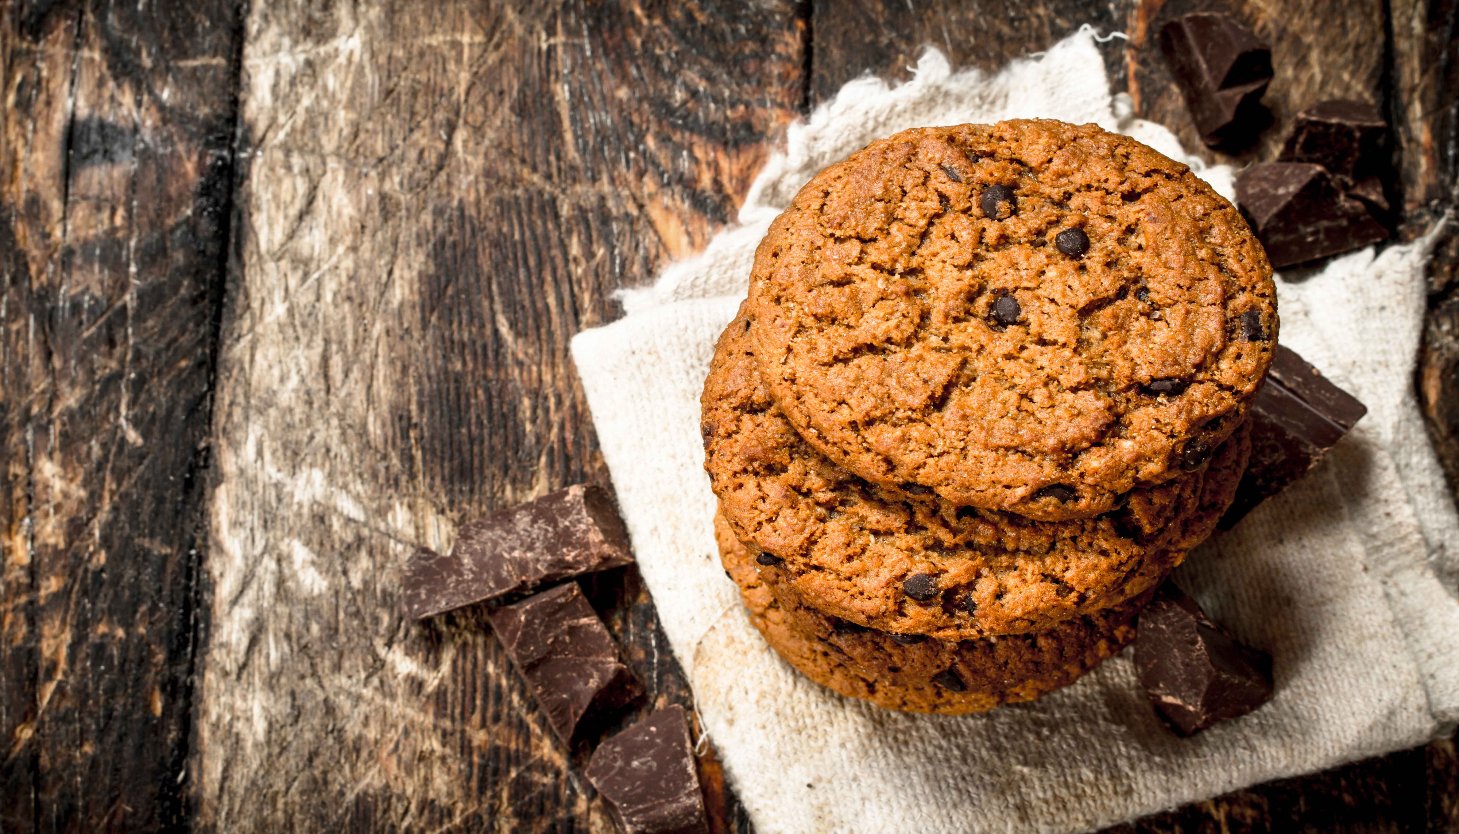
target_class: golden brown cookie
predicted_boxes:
[715,512,1146,715]
[745,119,1276,520]
[702,309,1251,640]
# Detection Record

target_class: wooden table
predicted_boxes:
[3,0,1457,830]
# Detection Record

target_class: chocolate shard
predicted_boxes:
[404,483,633,619]
[1158,12,1272,148]
[585,705,709,834]
[1221,345,1367,527]
[1235,162,1388,269]
[1348,175,1390,215]
[488,583,642,745]
[1278,99,1387,183]
[1135,583,1274,736]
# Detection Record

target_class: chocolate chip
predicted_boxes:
[1055,228,1090,257]
[931,668,967,692]
[1111,510,1146,542]
[1033,484,1078,503]
[1135,286,1151,303]
[889,633,928,646]
[980,184,1016,219]
[989,293,1022,327]
[1135,584,1274,736]
[1143,377,1190,396]
[831,618,869,635]
[902,573,940,602]
[940,164,963,183]
[1238,310,1268,341]
[755,552,783,566]
[964,594,979,615]
[1179,439,1213,470]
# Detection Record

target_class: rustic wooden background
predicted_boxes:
[3,0,1457,831]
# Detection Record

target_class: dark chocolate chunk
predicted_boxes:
[1054,227,1090,257]
[1278,99,1386,183]
[1135,286,1151,303]
[1220,345,1367,527]
[931,668,967,692]
[585,705,709,834]
[1135,583,1274,736]
[940,163,963,183]
[1033,484,1078,503]
[1158,13,1272,148]
[889,632,929,646]
[963,594,979,615]
[1143,377,1190,395]
[980,183,1016,219]
[1235,162,1388,269]
[989,293,1022,326]
[1238,310,1268,342]
[902,573,940,602]
[488,584,642,745]
[404,484,634,619]
[1347,176,1390,215]
[755,552,784,566]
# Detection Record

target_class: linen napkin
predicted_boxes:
[571,28,1459,834]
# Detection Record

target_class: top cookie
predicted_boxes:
[746,119,1276,520]
[702,308,1252,640]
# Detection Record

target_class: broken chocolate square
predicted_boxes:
[1278,99,1387,183]
[1158,12,1273,148]
[489,583,642,745]
[1235,162,1388,269]
[1135,583,1274,736]
[585,705,709,834]
[1220,345,1368,528]
[404,483,633,619]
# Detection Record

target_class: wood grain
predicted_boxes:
[807,0,1128,108]
[197,1,802,829]
[0,0,243,829]
[1,0,1455,830]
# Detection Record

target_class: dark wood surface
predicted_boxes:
[1,0,1456,831]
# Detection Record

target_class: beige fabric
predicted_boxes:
[571,29,1459,834]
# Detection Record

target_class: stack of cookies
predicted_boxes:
[701,120,1277,715]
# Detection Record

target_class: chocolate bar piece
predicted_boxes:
[1158,12,1272,148]
[1220,345,1367,528]
[1135,584,1274,736]
[489,583,642,745]
[1235,162,1387,269]
[586,705,709,834]
[1278,99,1386,183]
[404,484,633,619]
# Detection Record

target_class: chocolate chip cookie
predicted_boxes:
[715,512,1145,715]
[702,309,1251,640]
[745,119,1275,520]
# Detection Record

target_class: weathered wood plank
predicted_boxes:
[0,0,244,829]
[197,0,803,829]
[1388,0,1458,216]
[808,0,1128,108]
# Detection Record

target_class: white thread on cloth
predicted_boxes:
[572,28,1459,834]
